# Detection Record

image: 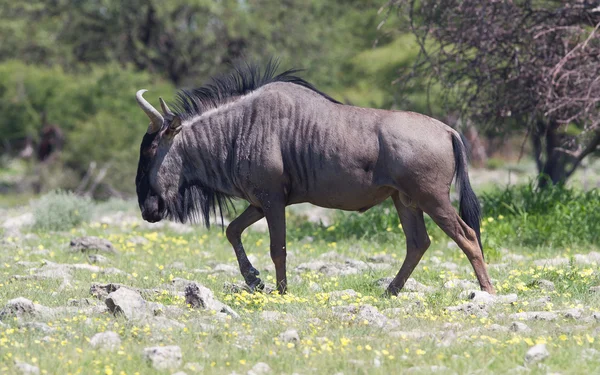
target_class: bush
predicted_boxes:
[32,190,92,231]
[480,183,600,248]
[287,183,600,250]
[0,61,174,194]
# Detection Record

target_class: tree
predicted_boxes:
[389,0,600,186]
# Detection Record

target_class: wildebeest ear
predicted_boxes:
[168,116,182,135]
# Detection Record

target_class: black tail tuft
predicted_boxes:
[451,133,484,258]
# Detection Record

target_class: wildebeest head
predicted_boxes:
[134,90,183,223]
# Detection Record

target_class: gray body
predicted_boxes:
[135,78,494,296]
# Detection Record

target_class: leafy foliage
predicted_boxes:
[32,190,92,231]
[0,61,174,193]
[287,184,600,250]
[480,182,600,248]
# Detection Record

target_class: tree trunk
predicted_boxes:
[532,120,574,189]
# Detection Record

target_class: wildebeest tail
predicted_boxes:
[451,133,484,258]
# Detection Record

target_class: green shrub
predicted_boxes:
[480,183,600,248]
[287,183,600,250]
[32,190,92,231]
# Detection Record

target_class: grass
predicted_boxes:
[1,184,600,374]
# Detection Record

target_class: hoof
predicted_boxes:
[246,278,264,293]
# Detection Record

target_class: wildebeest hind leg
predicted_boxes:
[263,196,287,295]
[423,200,495,294]
[385,193,431,296]
[226,205,265,291]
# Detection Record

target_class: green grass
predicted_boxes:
[1,184,600,374]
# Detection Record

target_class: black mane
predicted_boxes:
[173,59,341,120]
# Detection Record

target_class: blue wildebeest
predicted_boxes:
[134,61,494,296]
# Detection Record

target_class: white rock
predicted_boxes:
[248,362,271,375]
[524,344,549,364]
[0,297,54,320]
[404,278,434,292]
[90,331,121,351]
[183,362,204,372]
[444,279,478,290]
[532,279,555,291]
[14,361,40,375]
[509,311,558,321]
[533,258,568,267]
[260,311,282,321]
[105,287,149,320]
[184,282,239,318]
[562,308,583,320]
[510,322,531,333]
[143,345,182,370]
[278,329,300,343]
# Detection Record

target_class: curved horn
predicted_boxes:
[159,97,174,116]
[136,89,163,133]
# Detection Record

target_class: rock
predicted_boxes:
[184,282,239,318]
[330,289,358,299]
[105,287,150,320]
[356,305,396,328]
[168,261,187,270]
[446,302,488,317]
[524,344,549,364]
[295,259,387,277]
[211,263,239,275]
[128,235,150,245]
[248,362,271,375]
[530,296,551,308]
[388,330,431,340]
[70,236,116,253]
[504,253,526,262]
[143,345,182,370]
[488,324,509,332]
[183,362,204,373]
[260,311,282,321]
[444,279,478,290]
[14,361,40,375]
[406,366,451,374]
[279,329,300,343]
[464,291,517,305]
[404,278,434,292]
[375,277,394,289]
[574,251,600,265]
[147,317,185,330]
[533,258,568,267]
[90,331,121,351]
[582,348,600,360]
[171,372,188,375]
[0,297,53,321]
[367,254,395,263]
[562,308,583,320]
[467,291,496,304]
[589,286,600,293]
[88,254,111,264]
[509,311,558,321]
[3,213,34,234]
[90,283,124,299]
[530,279,555,291]
[440,262,459,272]
[20,322,56,333]
[309,282,322,292]
[510,322,531,333]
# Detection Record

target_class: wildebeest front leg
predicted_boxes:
[226,205,265,291]
[263,198,287,295]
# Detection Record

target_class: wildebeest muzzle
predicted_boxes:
[140,192,165,223]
